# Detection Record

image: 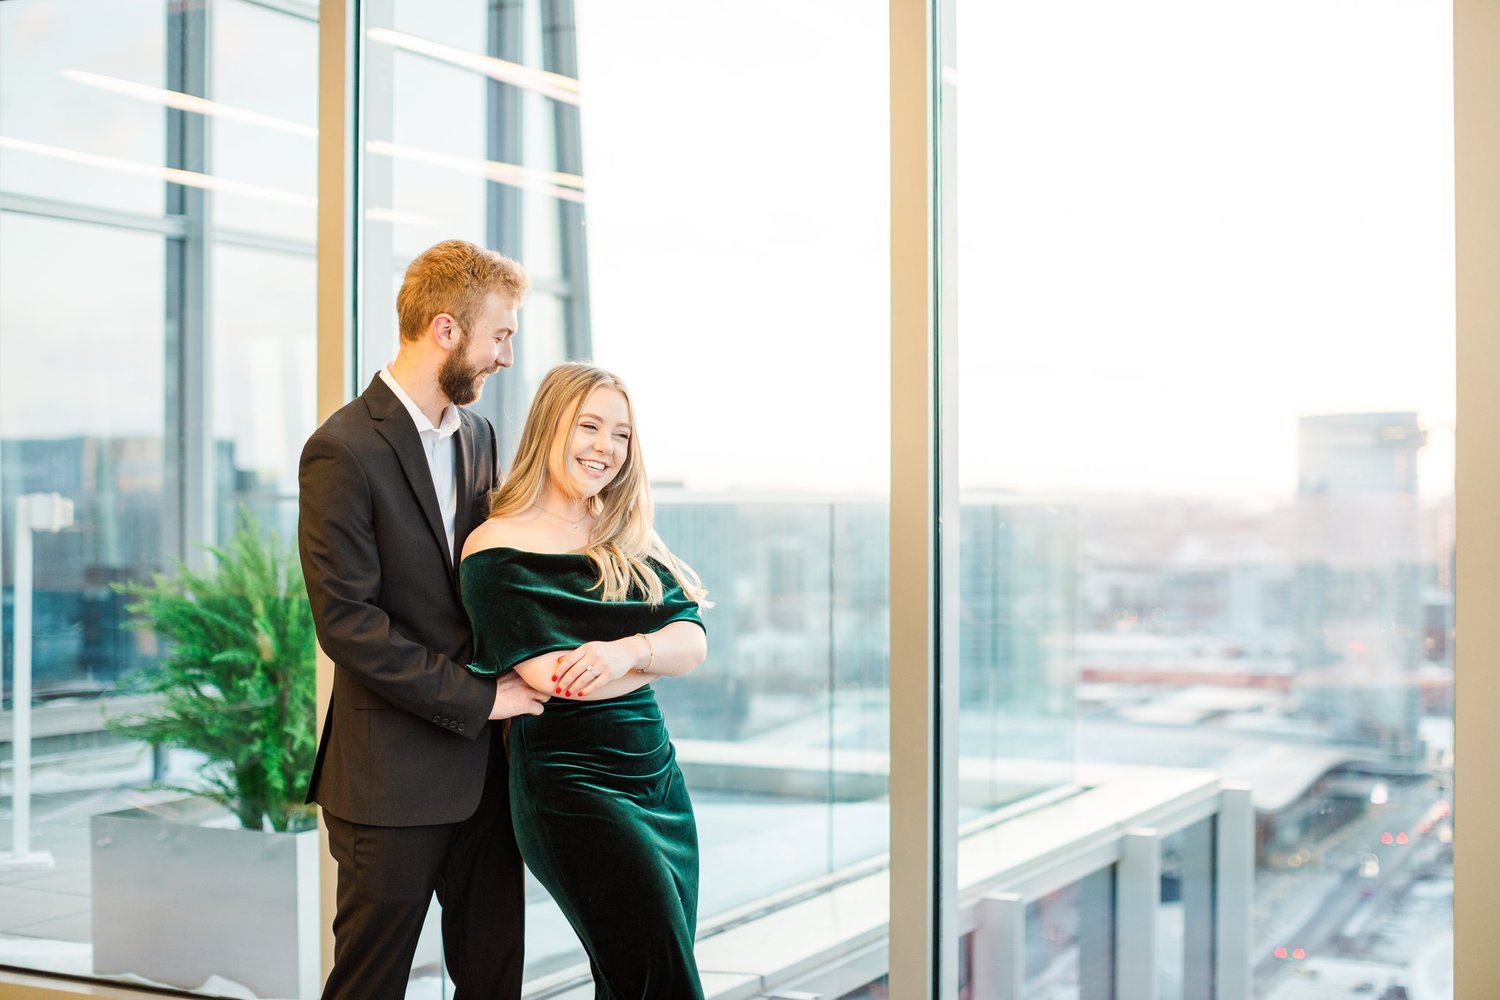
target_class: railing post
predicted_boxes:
[1215,784,1253,1000]
[1181,818,1216,999]
[1117,828,1161,999]
[971,893,1026,1000]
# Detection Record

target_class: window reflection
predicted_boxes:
[950,0,1455,995]
[1,215,168,699]
[210,244,316,538]
[211,0,318,240]
[0,2,320,994]
[0,0,165,215]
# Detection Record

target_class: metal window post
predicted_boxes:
[165,0,215,565]
[541,0,592,363]
[316,0,361,982]
[890,0,958,994]
[1,493,74,871]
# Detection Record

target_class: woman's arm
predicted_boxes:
[552,620,707,700]
[505,643,654,701]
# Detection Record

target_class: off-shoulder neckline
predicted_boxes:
[461,545,592,564]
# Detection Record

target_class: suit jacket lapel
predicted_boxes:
[364,377,456,587]
[451,414,475,577]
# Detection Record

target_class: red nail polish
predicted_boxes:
[551,676,557,682]
[555,687,562,694]
[565,691,572,697]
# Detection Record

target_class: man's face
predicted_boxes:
[437,291,518,406]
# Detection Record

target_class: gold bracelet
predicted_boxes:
[635,632,655,674]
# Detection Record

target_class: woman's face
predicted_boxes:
[550,385,631,501]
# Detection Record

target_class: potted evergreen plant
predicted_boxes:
[89,517,321,998]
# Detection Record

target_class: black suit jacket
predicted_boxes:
[298,375,500,826]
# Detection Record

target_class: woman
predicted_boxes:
[460,362,710,999]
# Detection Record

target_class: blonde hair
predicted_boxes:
[490,363,710,606]
[396,240,530,343]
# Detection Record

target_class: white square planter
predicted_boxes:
[90,798,319,999]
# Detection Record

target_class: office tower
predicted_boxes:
[1295,412,1426,756]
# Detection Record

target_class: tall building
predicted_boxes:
[1295,413,1427,756]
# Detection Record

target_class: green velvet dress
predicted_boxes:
[461,547,706,1000]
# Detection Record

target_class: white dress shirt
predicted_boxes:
[379,367,461,559]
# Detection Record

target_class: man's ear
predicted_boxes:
[432,312,459,350]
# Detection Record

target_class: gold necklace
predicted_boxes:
[534,503,589,530]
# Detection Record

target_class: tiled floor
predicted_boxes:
[1,751,216,982]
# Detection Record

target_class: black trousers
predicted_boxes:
[321,735,523,1000]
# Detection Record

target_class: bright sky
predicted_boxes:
[0,1,1455,503]
[575,0,1455,501]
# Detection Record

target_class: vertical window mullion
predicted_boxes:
[486,0,526,460]
[316,0,361,982]
[541,0,592,364]
[165,0,213,566]
[890,0,957,995]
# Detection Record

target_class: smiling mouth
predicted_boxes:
[578,458,607,474]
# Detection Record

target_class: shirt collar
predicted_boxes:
[380,367,462,440]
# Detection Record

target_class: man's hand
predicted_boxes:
[489,670,549,720]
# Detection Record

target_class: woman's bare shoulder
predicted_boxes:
[462,514,536,559]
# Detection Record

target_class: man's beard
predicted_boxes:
[437,334,493,406]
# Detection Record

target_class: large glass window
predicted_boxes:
[2,0,1474,997]
[1,1,319,995]
[360,0,588,456]
[0,215,167,700]
[469,0,891,991]
[948,1,1455,996]
[210,244,316,537]
[357,2,590,993]
[0,1,166,215]
[356,4,889,992]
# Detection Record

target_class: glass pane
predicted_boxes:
[946,0,1079,977]
[211,0,318,240]
[381,49,489,255]
[1,2,320,994]
[390,0,486,56]
[949,1,1455,997]
[361,3,583,456]
[580,0,891,983]
[358,4,593,995]
[1026,869,1115,1000]
[0,0,166,216]
[211,244,317,537]
[360,0,889,994]
[0,214,168,693]
[958,501,1077,816]
[0,213,170,973]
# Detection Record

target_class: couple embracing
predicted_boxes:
[298,239,709,1000]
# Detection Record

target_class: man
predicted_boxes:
[298,240,548,999]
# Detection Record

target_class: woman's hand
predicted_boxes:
[552,635,649,698]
